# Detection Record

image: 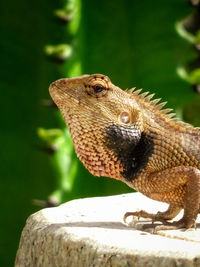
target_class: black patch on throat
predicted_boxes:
[105,124,154,182]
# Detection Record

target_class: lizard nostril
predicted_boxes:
[58,79,67,86]
[61,80,67,85]
[52,78,68,88]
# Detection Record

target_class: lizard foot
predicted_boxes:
[153,220,194,233]
[124,211,196,232]
[153,218,197,232]
[123,210,167,225]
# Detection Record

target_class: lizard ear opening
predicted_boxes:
[119,111,131,124]
[118,109,144,131]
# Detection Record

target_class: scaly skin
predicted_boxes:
[49,74,200,230]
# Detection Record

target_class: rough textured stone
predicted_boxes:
[15,193,200,267]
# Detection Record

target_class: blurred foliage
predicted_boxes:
[0,0,199,266]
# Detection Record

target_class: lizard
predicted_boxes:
[49,73,200,230]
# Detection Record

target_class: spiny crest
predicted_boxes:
[127,87,198,130]
[127,87,170,114]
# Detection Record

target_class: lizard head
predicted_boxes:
[49,74,145,180]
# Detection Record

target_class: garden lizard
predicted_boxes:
[49,74,200,230]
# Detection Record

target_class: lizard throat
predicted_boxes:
[67,119,123,179]
[105,124,154,181]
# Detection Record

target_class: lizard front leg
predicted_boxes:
[124,166,200,229]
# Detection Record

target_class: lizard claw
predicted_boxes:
[123,211,141,223]
[123,211,145,224]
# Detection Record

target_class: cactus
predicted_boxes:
[175,1,200,126]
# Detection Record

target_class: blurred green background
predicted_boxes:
[1,0,200,265]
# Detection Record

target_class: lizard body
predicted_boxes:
[49,74,200,229]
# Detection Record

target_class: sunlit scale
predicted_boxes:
[72,131,123,179]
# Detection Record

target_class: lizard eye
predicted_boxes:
[86,77,109,97]
[86,83,108,97]
[119,112,131,124]
[93,84,105,93]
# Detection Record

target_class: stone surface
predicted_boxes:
[15,193,200,267]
